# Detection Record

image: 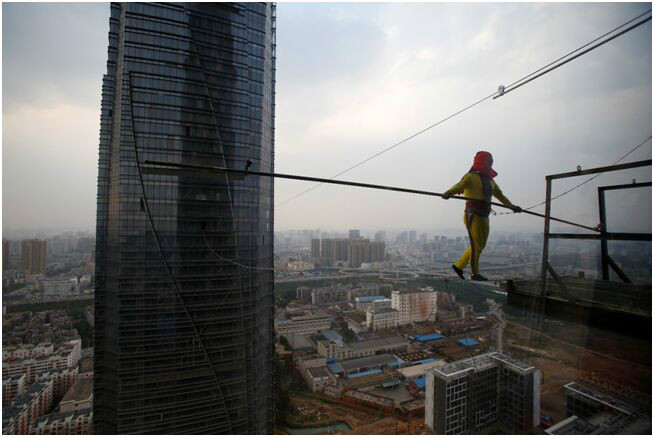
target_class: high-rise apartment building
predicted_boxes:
[391,288,437,324]
[348,239,370,268]
[374,230,386,242]
[3,240,9,271]
[371,241,385,262]
[348,229,361,240]
[94,3,275,434]
[310,238,320,259]
[21,240,47,275]
[409,230,417,244]
[425,352,540,434]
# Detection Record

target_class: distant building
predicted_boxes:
[374,230,386,242]
[304,367,333,393]
[354,295,387,312]
[349,229,361,240]
[545,382,650,435]
[366,307,400,330]
[2,380,54,435]
[317,335,408,360]
[2,374,27,407]
[3,240,9,270]
[28,408,93,435]
[274,311,331,337]
[21,240,47,275]
[425,352,540,434]
[409,231,417,244]
[391,288,438,324]
[311,238,321,258]
[59,374,93,413]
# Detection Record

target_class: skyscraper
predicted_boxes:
[21,240,47,275]
[349,229,361,240]
[3,240,9,271]
[310,238,320,259]
[94,3,275,434]
[425,352,540,434]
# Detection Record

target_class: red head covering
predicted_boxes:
[469,151,497,179]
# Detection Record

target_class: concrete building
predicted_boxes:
[310,238,321,258]
[3,374,27,407]
[425,352,540,434]
[36,367,79,404]
[374,230,386,242]
[28,408,93,435]
[349,230,361,240]
[93,3,276,433]
[59,374,93,413]
[274,311,331,336]
[391,288,438,324]
[343,313,367,334]
[304,367,333,393]
[3,240,9,271]
[366,307,400,330]
[545,383,650,434]
[2,380,54,435]
[348,239,370,268]
[3,344,54,361]
[354,295,387,312]
[21,240,47,275]
[3,340,81,383]
[317,335,408,360]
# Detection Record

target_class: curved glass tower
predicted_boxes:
[94,2,275,433]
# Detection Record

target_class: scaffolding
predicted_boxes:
[539,159,652,306]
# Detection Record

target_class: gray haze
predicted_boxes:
[3,3,652,237]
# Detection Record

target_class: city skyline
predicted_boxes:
[3,2,651,235]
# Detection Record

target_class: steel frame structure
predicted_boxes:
[539,159,652,302]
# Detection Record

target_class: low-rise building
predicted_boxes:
[3,340,81,383]
[36,367,79,404]
[3,380,54,435]
[354,295,387,312]
[274,311,331,336]
[3,374,27,407]
[28,408,93,435]
[59,374,93,413]
[317,335,409,360]
[366,307,400,330]
[304,367,333,393]
[343,313,367,334]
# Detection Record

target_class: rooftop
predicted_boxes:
[564,382,636,415]
[306,366,330,378]
[336,353,398,372]
[433,353,496,377]
[349,335,407,350]
[355,295,386,303]
[61,375,93,404]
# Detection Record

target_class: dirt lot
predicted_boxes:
[286,393,424,434]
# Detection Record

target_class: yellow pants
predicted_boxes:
[454,213,489,275]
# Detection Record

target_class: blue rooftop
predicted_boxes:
[327,362,342,374]
[411,358,437,365]
[414,377,426,389]
[355,295,386,303]
[457,338,480,347]
[346,368,382,379]
[322,330,343,342]
[416,333,445,342]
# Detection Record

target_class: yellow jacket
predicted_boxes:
[445,172,514,211]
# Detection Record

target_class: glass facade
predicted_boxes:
[94,2,275,434]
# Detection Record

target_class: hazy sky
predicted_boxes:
[3,2,652,237]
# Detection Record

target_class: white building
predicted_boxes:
[274,312,331,336]
[391,288,438,324]
[366,308,400,330]
[303,367,333,393]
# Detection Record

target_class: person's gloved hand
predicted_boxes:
[511,205,522,213]
[441,193,450,200]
